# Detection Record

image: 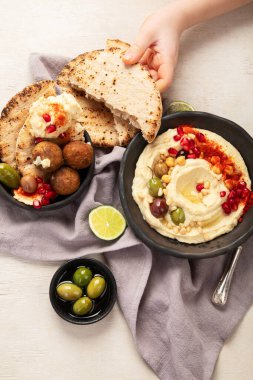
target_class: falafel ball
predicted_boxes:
[32,141,64,173]
[63,141,93,170]
[50,167,80,195]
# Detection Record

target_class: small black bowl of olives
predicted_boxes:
[49,258,117,324]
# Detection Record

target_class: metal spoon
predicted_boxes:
[212,246,243,306]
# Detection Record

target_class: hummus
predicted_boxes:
[132,127,251,244]
[29,92,84,138]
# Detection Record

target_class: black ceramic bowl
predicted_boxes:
[119,112,253,259]
[0,131,95,212]
[49,258,117,325]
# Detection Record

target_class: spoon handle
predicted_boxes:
[212,246,243,306]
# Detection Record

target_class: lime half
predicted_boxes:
[89,205,126,241]
[166,101,195,114]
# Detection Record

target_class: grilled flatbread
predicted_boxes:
[69,43,162,143]
[56,47,137,147]
[106,39,130,51]
[0,80,56,168]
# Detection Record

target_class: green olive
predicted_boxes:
[87,276,106,299]
[0,163,20,189]
[153,162,168,178]
[56,282,82,301]
[73,266,93,287]
[170,207,186,225]
[73,297,93,316]
[148,177,163,197]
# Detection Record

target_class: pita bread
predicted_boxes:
[0,80,55,168]
[113,116,137,145]
[106,39,130,51]
[57,49,137,147]
[69,44,162,143]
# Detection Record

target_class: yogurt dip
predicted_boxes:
[132,125,251,244]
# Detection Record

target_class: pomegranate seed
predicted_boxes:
[37,186,46,195]
[59,132,67,138]
[192,147,201,157]
[220,191,226,198]
[241,188,250,199]
[231,203,238,211]
[44,190,57,200]
[196,184,204,192]
[181,139,190,151]
[180,137,189,146]
[177,126,184,136]
[188,139,195,149]
[173,134,181,141]
[34,137,43,145]
[43,183,52,191]
[187,154,196,159]
[42,113,51,123]
[168,148,178,156]
[36,177,43,184]
[222,202,231,215]
[33,199,42,209]
[236,188,243,198]
[41,196,50,206]
[237,180,247,189]
[196,132,206,143]
[228,198,237,206]
[46,125,56,133]
[228,190,237,200]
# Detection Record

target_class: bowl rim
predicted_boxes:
[119,111,253,259]
[0,130,95,212]
[49,257,117,325]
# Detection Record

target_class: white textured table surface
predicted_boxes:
[0,1,253,379]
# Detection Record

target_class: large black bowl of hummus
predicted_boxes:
[119,112,253,258]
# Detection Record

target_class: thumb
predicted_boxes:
[123,35,151,64]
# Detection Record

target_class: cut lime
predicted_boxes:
[166,101,195,114]
[89,205,126,241]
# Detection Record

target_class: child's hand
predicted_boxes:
[123,4,185,93]
[123,0,251,93]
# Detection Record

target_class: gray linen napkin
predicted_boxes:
[1,53,252,380]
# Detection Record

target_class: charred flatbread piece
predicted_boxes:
[56,48,137,147]
[0,80,56,168]
[69,43,162,143]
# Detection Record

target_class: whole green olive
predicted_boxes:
[56,282,82,301]
[0,163,20,189]
[73,266,93,287]
[87,276,106,299]
[170,207,186,225]
[153,162,168,178]
[72,297,93,316]
[148,176,163,197]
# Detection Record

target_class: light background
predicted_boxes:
[0,1,253,379]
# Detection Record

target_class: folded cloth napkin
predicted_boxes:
[1,53,252,380]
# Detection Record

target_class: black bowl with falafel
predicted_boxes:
[0,131,95,212]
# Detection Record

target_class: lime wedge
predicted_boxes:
[166,101,195,114]
[89,205,126,241]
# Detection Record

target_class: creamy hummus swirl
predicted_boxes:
[132,129,251,244]
[29,93,84,138]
